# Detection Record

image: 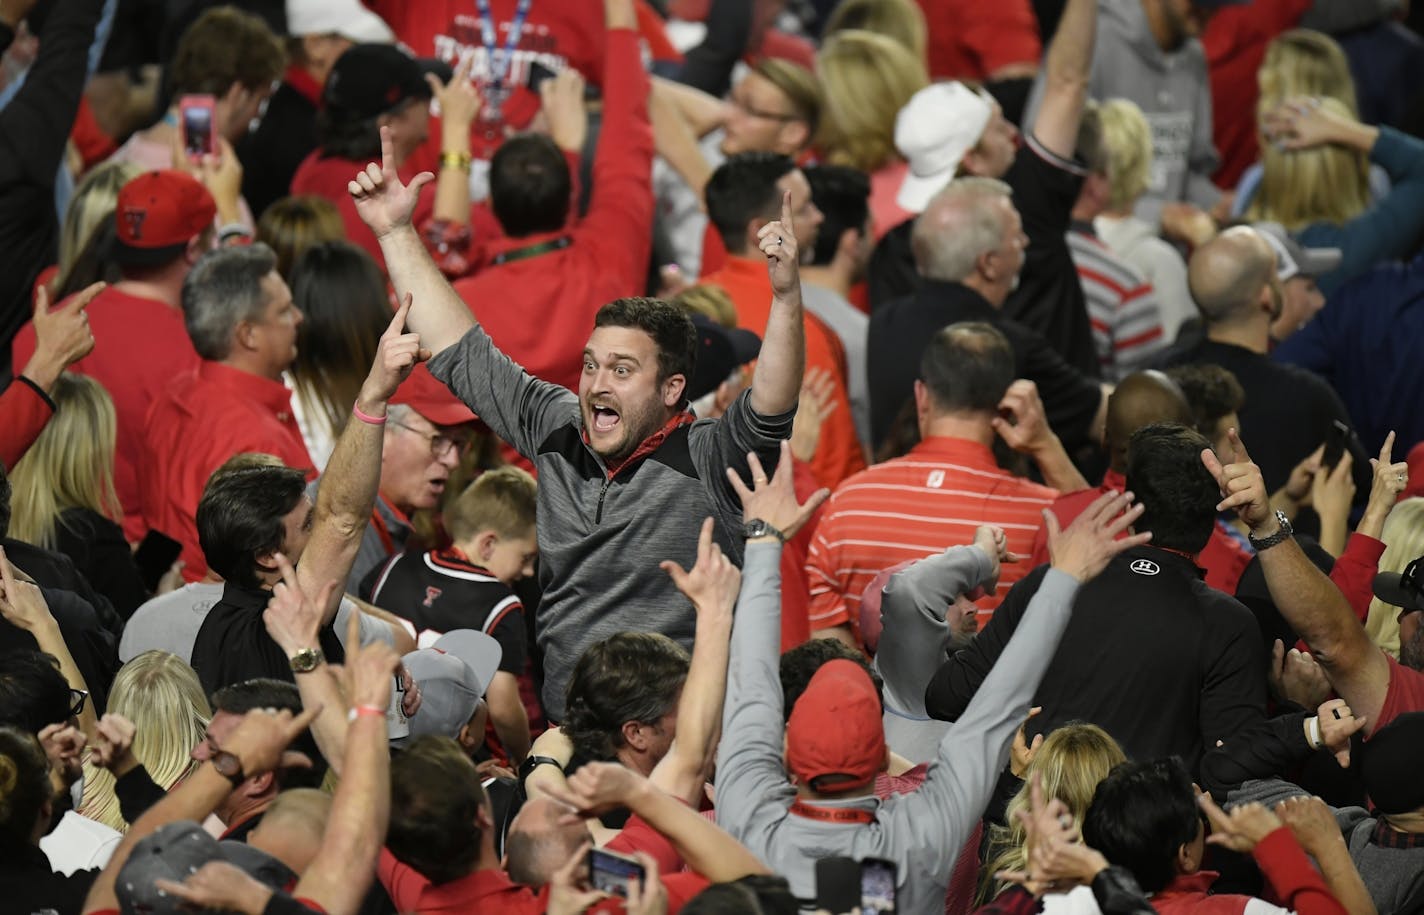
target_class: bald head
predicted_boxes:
[504,796,588,888]
[1188,227,1278,325]
[1104,371,1193,472]
[248,788,332,874]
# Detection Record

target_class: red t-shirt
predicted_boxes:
[140,361,314,581]
[1377,653,1424,731]
[914,0,1041,81]
[11,286,201,539]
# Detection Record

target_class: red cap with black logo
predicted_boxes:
[111,170,217,266]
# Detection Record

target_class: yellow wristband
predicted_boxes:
[440,150,472,173]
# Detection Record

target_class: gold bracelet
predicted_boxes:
[440,150,473,173]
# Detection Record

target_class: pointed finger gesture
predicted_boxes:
[725,441,829,541]
[1368,430,1409,505]
[363,293,432,403]
[1200,428,1272,530]
[756,190,801,302]
[348,125,435,239]
[660,518,741,622]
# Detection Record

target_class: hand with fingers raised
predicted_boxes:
[1315,698,1365,767]
[1197,794,1283,854]
[757,190,802,303]
[1043,490,1151,583]
[1010,707,1044,778]
[661,517,741,624]
[23,282,102,392]
[348,126,436,238]
[360,293,431,408]
[725,441,830,542]
[1200,429,1274,535]
[261,552,336,658]
[1360,430,1409,539]
[219,705,323,780]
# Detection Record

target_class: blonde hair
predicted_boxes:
[8,374,121,550]
[1245,96,1370,230]
[1257,30,1358,119]
[816,30,928,173]
[446,466,538,544]
[56,161,144,292]
[1097,98,1154,213]
[823,0,928,64]
[80,652,212,831]
[752,58,822,139]
[673,283,738,329]
[1365,498,1424,658]
[256,196,346,280]
[979,723,1127,903]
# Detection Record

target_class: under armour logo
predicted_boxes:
[423,586,442,607]
[121,207,146,240]
[1129,559,1160,576]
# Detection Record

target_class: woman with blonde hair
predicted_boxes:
[7,373,167,616]
[822,0,927,64]
[1244,93,1424,295]
[979,723,1128,904]
[51,161,144,297]
[1365,498,1424,661]
[255,195,345,280]
[815,29,928,239]
[80,651,212,832]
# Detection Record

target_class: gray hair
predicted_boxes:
[912,177,1013,283]
[182,243,279,360]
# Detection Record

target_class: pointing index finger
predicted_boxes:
[780,189,794,238]
[380,125,396,176]
[388,293,413,335]
[1227,428,1252,466]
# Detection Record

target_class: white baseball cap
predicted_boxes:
[895,82,995,214]
[286,0,395,43]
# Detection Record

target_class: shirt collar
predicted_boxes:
[915,280,996,316]
[220,582,273,610]
[1100,468,1127,491]
[907,436,1001,472]
[486,228,571,260]
[422,867,543,906]
[284,64,322,107]
[200,362,296,420]
[1154,870,1219,899]
[1373,818,1424,849]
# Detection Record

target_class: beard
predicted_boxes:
[582,394,669,466]
[1401,619,1424,672]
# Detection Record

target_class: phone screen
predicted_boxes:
[588,849,645,898]
[861,858,897,914]
[181,100,214,159]
[1321,420,1350,472]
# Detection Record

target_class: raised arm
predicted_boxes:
[0,550,98,739]
[1028,0,1095,160]
[1202,430,1391,733]
[650,518,739,805]
[992,380,1090,492]
[350,128,472,355]
[297,296,428,624]
[749,192,806,416]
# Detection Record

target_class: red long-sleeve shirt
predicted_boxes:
[0,376,54,469]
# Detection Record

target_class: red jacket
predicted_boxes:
[1152,828,1345,915]
[140,362,314,581]
[0,377,54,470]
[449,27,653,394]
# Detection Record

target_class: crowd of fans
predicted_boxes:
[2,0,1424,912]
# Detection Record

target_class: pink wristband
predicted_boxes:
[349,705,386,722]
[352,404,387,426]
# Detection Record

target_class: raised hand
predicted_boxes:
[660,518,741,622]
[1010,706,1044,778]
[997,773,1105,893]
[1262,96,1358,151]
[348,126,436,239]
[361,293,431,404]
[1201,429,1273,532]
[1365,431,1409,517]
[725,441,830,541]
[1043,491,1150,583]
[1310,451,1355,527]
[88,714,139,778]
[1268,639,1332,709]
[1315,698,1366,767]
[0,546,58,633]
[220,705,322,779]
[262,552,335,656]
[971,524,1019,596]
[992,380,1055,457]
[38,722,87,788]
[789,367,838,463]
[541,68,589,153]
[1199,795,1282,853]
[24,282,100,389]
[427,54,480,132]
[756,190,801,303]
[153,861,274,915]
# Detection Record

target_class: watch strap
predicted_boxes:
[743,518,786,542]
[1248,510,1294,551]
[211,750,246,786]
[289,647,325,674]
[518,755,563,786]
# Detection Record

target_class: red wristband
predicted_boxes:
[349,705,387,722]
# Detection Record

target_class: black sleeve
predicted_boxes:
[42,586,119,712]
[1001,320,1102,456]
[924,568,1043,721]
[1199,711,1313,801]
[1198,599,1270,766]
[670,0,752,96]
[867,220,919,312]
[489,603,528,675]
[58,513,151,620]
[115,763,167,823]
[1091,867,1156,915]
[983,768,1026,829]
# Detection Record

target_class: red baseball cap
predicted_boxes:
[391,364,477,427]
[111,171,217,266]
[786,659,886,792]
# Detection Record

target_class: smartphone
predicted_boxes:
[587,848,645,898]
[526,60,558,92]
[179,94,217,161]
[815,857,862,915]
[133,530,182,592]
[1321,419,1350,472]
[861,857,898,914]
[387,674,410,740]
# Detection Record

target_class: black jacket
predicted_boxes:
[925,547,1268,772]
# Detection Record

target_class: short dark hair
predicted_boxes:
[196,464,308,589]
[563,633,690,762]
[1165,364,1246,441]
[1083,758,1201,894]
[682,874,800,915]
[211,679,325,787]
[779,639,883,723]
[316,109,383,162]
[705,152,795,253]
[489,134,572,238]
[593,297,699,385]
[1125,423,1219,554]
[0,651,72,734]
[388,736,487,884]
[919,322,1014,414]
[168,6,285,97]
[0,726,50,845]
[804,164,870,267]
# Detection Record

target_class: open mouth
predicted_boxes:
[591,405,621,434]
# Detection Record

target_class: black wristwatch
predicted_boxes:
[518,755,564,787]
[1248,510,1294,551]
[210,750,246,786]
[742,519,786,542]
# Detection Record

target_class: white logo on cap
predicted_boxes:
[1130,559,1160,576]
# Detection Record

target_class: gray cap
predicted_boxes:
[397,629,503,746]
[1252,221,1342,281]
[117,822,297,915]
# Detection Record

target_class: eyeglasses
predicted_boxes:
[728,93,797,123]
[392,421,472,459]
[69,689,89,718]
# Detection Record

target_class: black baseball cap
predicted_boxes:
[1373,555,1424,614]
[1357,711,1424,815]
[687,314,761,402]
[323,44,434,121]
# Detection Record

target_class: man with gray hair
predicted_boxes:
[867,178,1109,457]
[139,242,312,581]
[1162,226,1363,496]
